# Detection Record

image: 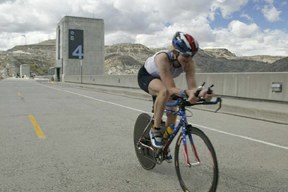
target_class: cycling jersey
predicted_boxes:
[144,50,184,78]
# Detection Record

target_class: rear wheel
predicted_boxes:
[133,113,156,170]
[175,126,218,192]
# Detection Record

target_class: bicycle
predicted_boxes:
[134,83,222,192]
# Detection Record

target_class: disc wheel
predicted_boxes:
[134,113,156,170]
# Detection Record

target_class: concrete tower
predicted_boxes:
[55,16,105,82]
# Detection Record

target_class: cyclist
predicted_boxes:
[137,31,214,162]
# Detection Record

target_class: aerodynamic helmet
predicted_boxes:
[172,31,199,56]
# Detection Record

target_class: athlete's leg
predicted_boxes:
[148,79,169,128]
[165,102,177,127]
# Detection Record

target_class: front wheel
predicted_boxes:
[175,126,218,192]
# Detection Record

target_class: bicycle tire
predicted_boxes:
[175,126,218,192]
[134,113,156,170]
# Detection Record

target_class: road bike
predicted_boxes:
[134,83,222,192]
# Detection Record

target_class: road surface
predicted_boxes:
[1,78,287,191]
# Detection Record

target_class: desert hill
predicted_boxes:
[0,39,287,76]
[105,54,143,75]
[264,57,288,72]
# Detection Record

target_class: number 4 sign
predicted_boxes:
[72,45,84,59]
[69,29,84,59]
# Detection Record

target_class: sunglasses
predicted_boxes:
[180,52,194,57]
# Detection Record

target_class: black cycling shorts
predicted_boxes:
[138,65,160,94]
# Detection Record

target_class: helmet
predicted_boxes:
[172,32,199,56]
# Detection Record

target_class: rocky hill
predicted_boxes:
[0,39,287,77]
[105,54,143,75]
[203,48,284,63]
[192,49,286,73]
[105,43,155,74]
[263,57,288,72]
[0,40,55,76]
[201,48,237,59]
[104,44,287,74]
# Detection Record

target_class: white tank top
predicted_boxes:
[144,50,184,78]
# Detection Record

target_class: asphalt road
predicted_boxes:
[1,78,288,192]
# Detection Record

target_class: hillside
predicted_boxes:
[202,48,237,59]
[263,57,288,72]
[0,39,287,77]
[105,54,143,75]
[192,49,284,73]
[203,49,283,64]
[0,41,55,76]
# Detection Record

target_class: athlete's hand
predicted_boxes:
[186,89,199,104]
[199,89,214,101]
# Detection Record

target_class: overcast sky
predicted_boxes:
[0,0,287,56]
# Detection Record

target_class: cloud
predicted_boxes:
[210,0,249,19]
[261,5,282,22]
[0,0,287,56]
[204,20,288,56]
[240,13,253,22]
[135,16,216,49]
[228,20,260,38]
[263,0,274,4]
[105,31,136,45]
[0,0,70,33]
[0,0,16,4]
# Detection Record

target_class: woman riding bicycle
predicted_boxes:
[137,31,214,161]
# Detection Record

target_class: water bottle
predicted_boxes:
[163,125,175,140]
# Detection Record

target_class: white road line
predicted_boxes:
[37,83,288,151]
[63,90,148,114]
[193,124,288,150]
[38,83,62,91]
[38,83,149,114]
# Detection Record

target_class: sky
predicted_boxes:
[0,0,287,56]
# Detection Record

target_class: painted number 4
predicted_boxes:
[72,45,84,59]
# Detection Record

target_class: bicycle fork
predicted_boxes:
[181,125,201,167]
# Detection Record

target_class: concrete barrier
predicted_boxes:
[237,73,287,101]
[64,72,288,102]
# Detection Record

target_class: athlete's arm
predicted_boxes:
[155,53,182,96]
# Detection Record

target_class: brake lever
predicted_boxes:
[215,97,222,113]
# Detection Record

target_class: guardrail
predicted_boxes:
[63,72,288,102]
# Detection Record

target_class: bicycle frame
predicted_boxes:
[164,109,200,167]
[137,107,197,165]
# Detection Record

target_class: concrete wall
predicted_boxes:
[64,72,288,102]
[20,64,30,78]
[56,16,105,81]
[194,72,288,101]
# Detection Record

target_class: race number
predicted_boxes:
[69,29,84,59]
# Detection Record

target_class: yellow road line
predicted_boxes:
[29,115,46,139]
[18,92,21,96]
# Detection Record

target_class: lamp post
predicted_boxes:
[80,59,82,84]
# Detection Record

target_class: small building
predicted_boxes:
[20,64,30,78]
